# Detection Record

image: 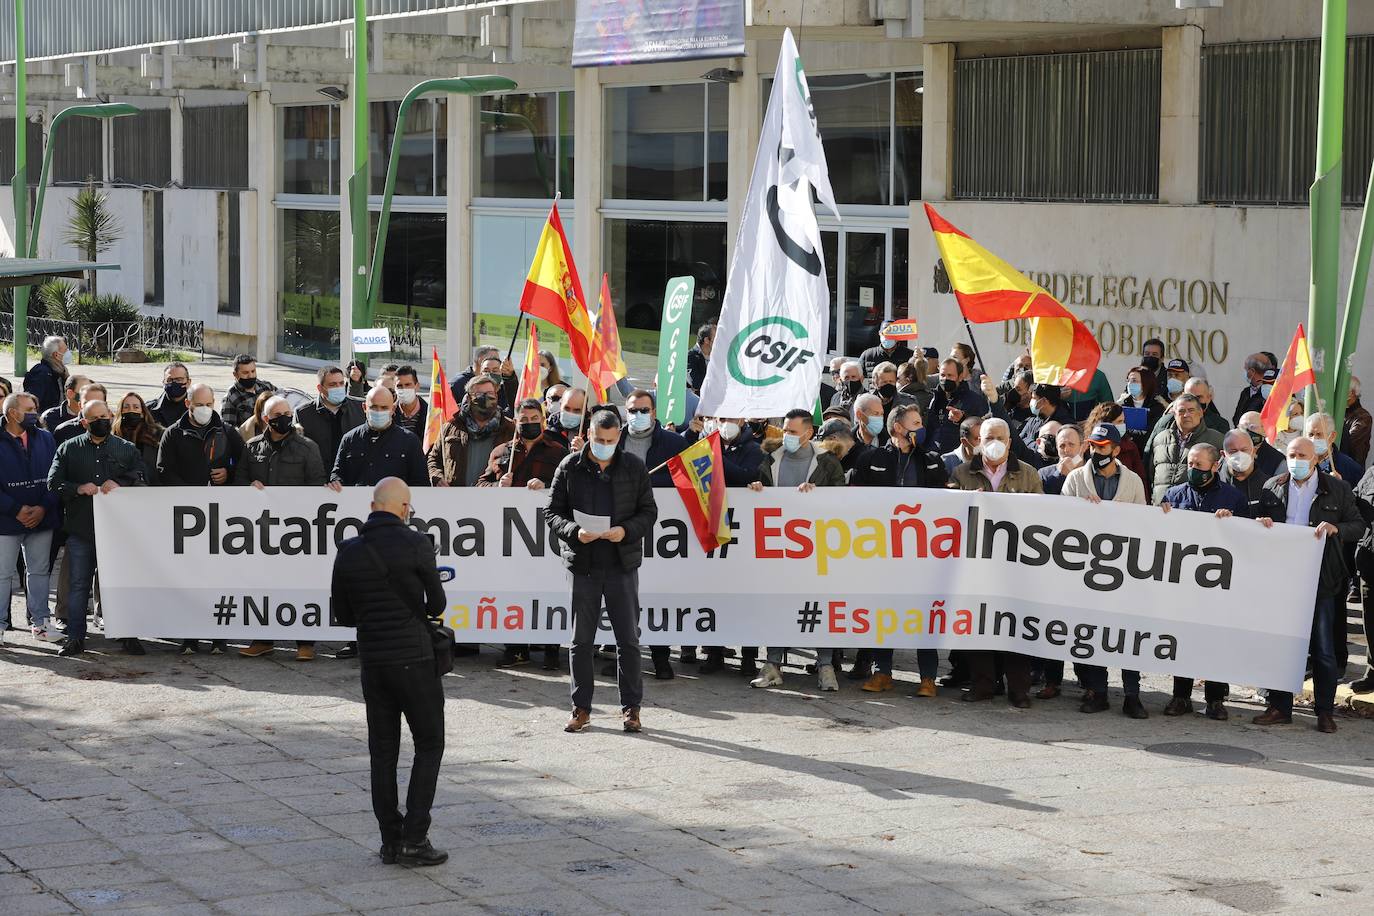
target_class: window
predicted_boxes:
[185,105,249,189]
[51,116,102,185]
[142,191,165,306]
[0,120,44,186]
[479,91,574,198]
[113,109,171,187]
[954,50,1160,202]
[606,83,727,201]
[218,193,241,315]
[368,212,444,365]
[370,99,446,197]
[1202,36,1374,205]
[281,105,338,195]
[278,208,341,361]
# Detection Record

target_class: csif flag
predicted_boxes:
[516,322,543,404]
[925,204,1101,392]
[518,201,595,376]
[666,430,732,554]
[696,28,839,419]
[587,275,629,402]
[422,348,457,453]
[1260,324,1317,442]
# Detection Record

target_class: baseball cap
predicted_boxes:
[1086,423,1121,446]
[922,347,939,359]
[1166,358,1190,373]
[1262,368,1278,383]
[817,418,854,441]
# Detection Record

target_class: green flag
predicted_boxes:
[656,276,695,426]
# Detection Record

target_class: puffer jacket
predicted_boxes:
[235,429,327,486]
[546,443,658,573]
[158,410,245,486]
[331,513,446,668]
[1146,423,1225,506]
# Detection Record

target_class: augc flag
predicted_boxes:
[925,204,1101,392]
[422,348,457,453]
[1261,324,1317,442]
[519,201,595,376]
[667,431,732,554]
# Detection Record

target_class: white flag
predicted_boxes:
[697,29,839,419]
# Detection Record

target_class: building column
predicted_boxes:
[246,89,276,363]
[726,41,761,258]
[920,42,955,202]
[338,95,356,366]
[446,90,475,372]
[168,96,185,186]
[572,64,602,382]
[1159,25,1202,205]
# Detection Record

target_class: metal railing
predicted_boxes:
[0,313,204,360]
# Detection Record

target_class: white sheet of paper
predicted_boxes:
[574,511,611,535]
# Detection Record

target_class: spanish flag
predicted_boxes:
[519,201,595,376]
[422,348,456,453]
[515,322,543,404]
[587,274,629,402]
[925,203,1100,392]
[1260,324,1317,442]
[667,431,732,554]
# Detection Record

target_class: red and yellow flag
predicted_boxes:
[516,323,543,404]
[925,203,1100,392]
[667,431,732,554]
[518,202,595,376]
[422,348,457,453]
[587,274,629,402]
[1260,324,1317,442]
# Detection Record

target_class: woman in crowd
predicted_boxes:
[539,350,564,390]
[112,391,164,486]
[238,389,274,442]
[1085,400,1148,485]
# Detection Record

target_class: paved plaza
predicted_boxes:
[3,630,1374,916]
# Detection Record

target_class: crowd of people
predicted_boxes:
[2,329,1372,736]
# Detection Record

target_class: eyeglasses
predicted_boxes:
[627,407,652,415]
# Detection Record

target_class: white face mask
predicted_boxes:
[396,388,418,406]
[1226,451,1253,474]
[701,419,719,437]
[981,439,1008,463]
[719,421,741,441]
[539,365,550,382]
[191,405,214,426]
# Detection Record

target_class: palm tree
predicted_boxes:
[63,178,121,295]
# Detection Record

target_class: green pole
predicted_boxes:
[1330,155,1374,443]
[1306,0,1347,414]
[12,0,28,376]
[349,0,370,362]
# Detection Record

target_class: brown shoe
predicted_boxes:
[1204,701,1228,721]
[295,645,315,662]
[1035,685,1061,700]
[622,707,642,733]
[564,708,591,733]
[861,673,895,693]
[239,641,274,658]
[1251,707,1293,726]
[1162,696,1194,717]
[1316,713,1338,734]
[915,677,938,698]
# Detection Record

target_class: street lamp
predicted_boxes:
[363,75,517,332]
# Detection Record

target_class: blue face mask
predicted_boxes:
[366,409,391,430]
[782,433,802,454]
[1166,378,1183,396]
[590,440,616,462]
[325,386,347,405]
[1126,381,1142,399]
[910,427,927,448]
[865,415,883,436]
[880,337,895,350]
[1260,384,1273,399]
[560,410,582,430]
[1312,437,1329,456]
[628,412,654,433]
[1288,457,1311,481]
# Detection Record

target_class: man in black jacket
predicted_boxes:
[296,365,364,469]
[40,374,89,432]
[329,387,428,490]
[1252,437,1365,734]
[146,363,192,429]
[1232,353,1272,426]
[546,407,658,734]
[331,477,448,868]
[687,324,713,394]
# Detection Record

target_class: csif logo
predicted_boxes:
[726,316,816,387]
[664,278,692,324]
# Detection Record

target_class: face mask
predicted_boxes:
[910,427,927,448]
[844,380,864,397]
[1166,378,1183,396]
[19,412,40,431]
[1091,452,1114,471]
[628,412,654,433]
[880,337,895,350]
[165,381,187,401]
[120,411,142,428]
[367,409,392,430]
[539,366,550,382]
[981,440,1007,463]
[941,379,958,395]
[470,394,497,417]
[701,419,719,437]
[57,349,70,365]
[268,414,294,435]
[1040,438,1058,460]
[865,415,884,437]
[1226,451,1253,474]
[590,440,616,462]
[518,421,543,440]
[1113,423,1127,437]
[237,376,257,391]
[748,419,769,436]
[396,388,417,406]
[782,433,803,454]
[1029,398,1041,416]
[720,421,741,441]
[1260,384,1273,399]
[1141,355,1161,371]
[1312,437,1329,456]
[1187,467,1213,489]
[1288,457,1311,481]
[325,386,348,405]
[1126,381,1142,399]
[876,383,897,401]
[192,405,214,426]
[560,410,582,430]
[87,418,112,438]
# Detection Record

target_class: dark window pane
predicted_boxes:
[51,116,102,185]
[707,81,729,201]
[185,105,249,189]
[435,99,448,196]
[607,84,706,201]
[281,105,336,195]
[370,99,439,196]
[278,208,341,361]
[810,74,890,205]
[843,232,886,356]
[558,91,576,195]
[112,109,170,187]
[479,92,558,198]
[893,74,922,205]
[370,212,445,366]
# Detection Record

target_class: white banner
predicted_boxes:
[696,28,839,419]
[94,486,1322,690]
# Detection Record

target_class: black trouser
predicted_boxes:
[1358,546,1374,679]
[360,661,445,846]
[1172,677,1228,703]
[570,568,643,711]
[969,651,1030,697]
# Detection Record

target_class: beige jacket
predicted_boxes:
[1061,462,1148,505]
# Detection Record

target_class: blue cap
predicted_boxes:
[1086,423,1121,445]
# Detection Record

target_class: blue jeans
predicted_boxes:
[1268,596,1338,716]
[872,648,938,679]
[0,529,53,630]
[65,534,97,642]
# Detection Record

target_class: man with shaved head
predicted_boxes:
[332,477,448,867]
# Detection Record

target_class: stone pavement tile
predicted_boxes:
[450,815,575,846]
[141,846,266,878]
[171,865,301,900]
[63,881,197,911]
[27,776,140,802]
[467,885,632,916]
[754,892,881,915]
[28,863,158,894]
[1110,890,1249,914]
[151,779,274,808]
[78,808,200,839]
[7,839,128,871]
[245,835,371,868]
[106,904,219,916]
[0,790,66,826]
[183,797,304,828]
[278,852,398,888]
[1009,895,1144,915]
[580,875,737,913]
[3,888,77,915]
[3,815,99,848]
[928,866,1082,910]
[325,874,457,910]
[276,790,376,817]
[214,759,328,782]
[217,890,351,916]
[108,830,231,859]
[1035,865,1182,898]
[252,773,363,799]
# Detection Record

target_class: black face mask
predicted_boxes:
[518,421,543,440]
[1141,355,1161,371]
[876,383,897,401]
[237,377,257,390]
[164,382,187,401]
[469,394,497,417]
[748,419,769,437]
[941,379,958,395]
[844,380,864,398]
[1041,438,1059,460]
[1090,452,1114,470]
[268,414,294,435]
[121,412,143,428]
[87,418,112,438]
[1003,390,1021,410]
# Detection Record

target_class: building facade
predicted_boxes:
[0,0,1371,412]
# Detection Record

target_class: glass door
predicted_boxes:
[843,231,888,357]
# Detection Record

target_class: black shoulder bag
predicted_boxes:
[361,540,455,677]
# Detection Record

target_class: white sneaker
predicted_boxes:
[818,664,839,691]
[750,662,784,688]
[30,625,47,641]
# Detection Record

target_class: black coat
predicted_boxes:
[858,343,913,377]
[848,442,948,488]
[296,397,365,470]
[22,359,66,414]
[546,445,658,573]
[331,513,446,669]
[235,430,327,486]
[147,392,187,429]
[330,422,429,488]
[682,426,766,485]
[1258,471,1365,598]
[157,411,246,486]
[687,345,709,393]
[926,381,990,455]
[1232,386,1267,427]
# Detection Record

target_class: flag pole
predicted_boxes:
[961,316,992,378]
